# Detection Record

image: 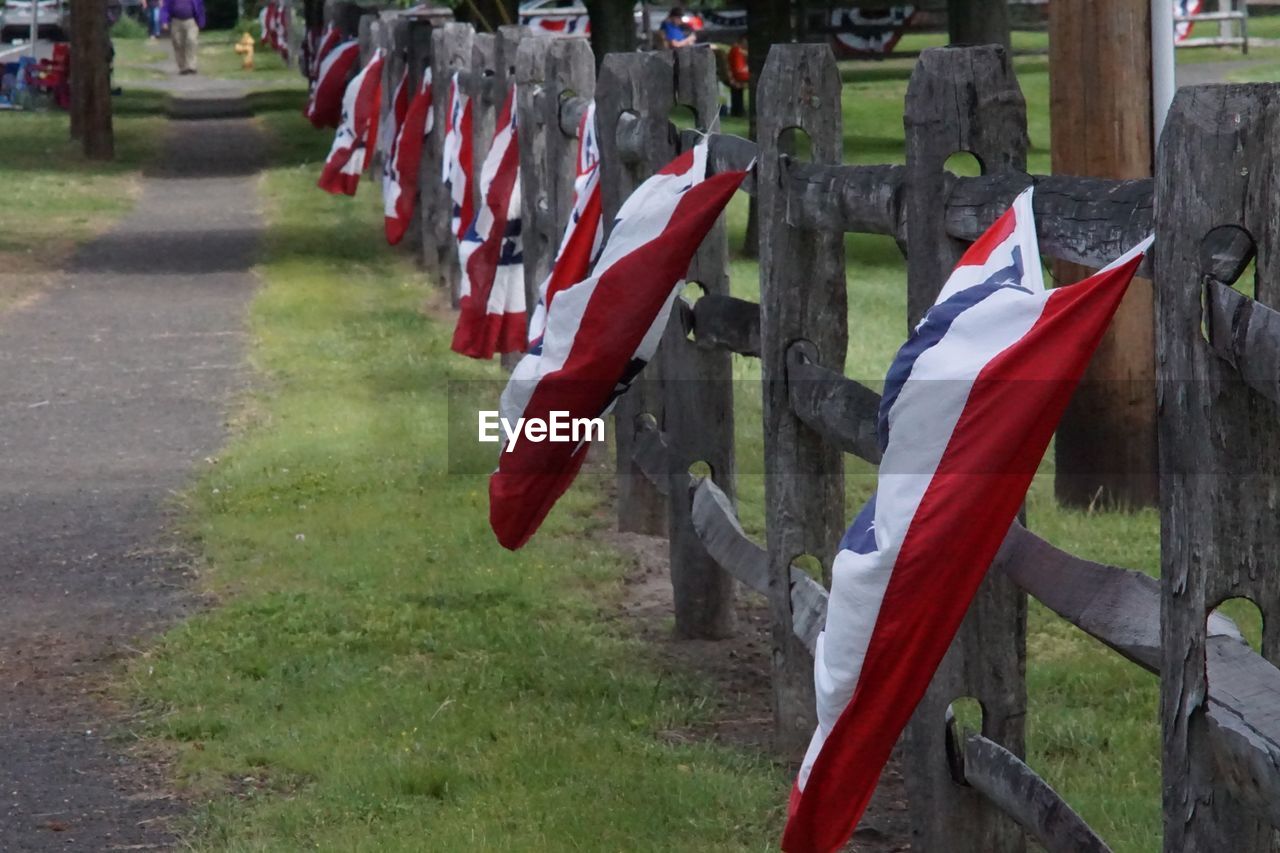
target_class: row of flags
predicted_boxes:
[297,34,1154,853]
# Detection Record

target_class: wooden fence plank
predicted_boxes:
[516,36,595,321]
[684,295,760,357]
[426,23,474,289]
[902,44,1029,853]
[1204,280,1280,407]
[655,45,739,639]
[785,343,882,464]
[1155,83,1280,853]
[757,43,846,753]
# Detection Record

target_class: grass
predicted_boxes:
[112,28,307,86]
[0,87,165,304]
[121,89,787,850]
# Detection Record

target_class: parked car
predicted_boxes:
[515,2,706,43]
[1,0,69,42]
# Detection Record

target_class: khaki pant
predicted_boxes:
[170,18,199,72]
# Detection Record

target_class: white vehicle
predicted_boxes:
[1,0,68,42]
[517,0,590,36]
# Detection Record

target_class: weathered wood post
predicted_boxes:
[323,0,362,38]
[373,13,408,177]
[757,43,846,751]
[660,46,738,639]
[357,13,377,65]
[426,23,474,294]
[900,45,1028,853]
[516,36,595,314]
[454,32,497,307]
[1156,83,1280,853]
[596,52,674,537]
[398,14,435,255]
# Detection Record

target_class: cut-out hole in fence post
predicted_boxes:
[944,696,986,785]
[943,150,984,178]
[1212,596,1264,654]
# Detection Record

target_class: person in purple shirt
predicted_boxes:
[160,0,206,75]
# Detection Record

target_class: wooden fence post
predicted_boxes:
[757,43,846,752]
[357,13,377,65]
[1155,83,1280,853]
[514,35,557,310]
[456,32,496,307]
[516,36,595,314]
[373,14,407,177]
[661,46,737,639]
[900,45,1028,853]
[596,52,674,537]
[426,23,474,295]
[399,15,434,255]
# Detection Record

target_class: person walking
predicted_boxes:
[160,0,205,75]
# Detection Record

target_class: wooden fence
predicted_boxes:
[329,7,1280,851]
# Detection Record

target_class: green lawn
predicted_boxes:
[121,89,786,851]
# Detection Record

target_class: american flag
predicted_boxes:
[383,69,433,246]
[453,83,526,359]
[441,72,475,243]
[304,39,359,129]
[489,144,747,550]
[317,48,384,196]
[527,100,603,348]
[782,188,1150,853]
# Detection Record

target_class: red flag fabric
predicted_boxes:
[317,48,385,196]
[383,69,434,246]
[441,72,475,243]
[452,83,525,359]
[527,100,602,348]
[304,39,359,129]
[488,144,747,549]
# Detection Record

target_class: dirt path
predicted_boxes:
[0,84,262,850]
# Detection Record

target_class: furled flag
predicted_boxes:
[526,101,603,348]
[441,72,475,242]
[489,144,748,550]
[318,48,385,196]
[304,39,359,129]
[259,2,274,46]
[1175,0,1204,41]
[383,68,434,246]
[453,83,525,359]
[271,2,290,62]
[376,68,411,178]
[781,188,1151,853]
[309,22,343,82]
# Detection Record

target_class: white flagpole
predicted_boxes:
[1152,0,1176,146]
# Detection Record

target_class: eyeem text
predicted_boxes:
[477,410,606,452]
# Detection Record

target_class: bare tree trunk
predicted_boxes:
[76,0,114,160]
[742,0,793,258]
[947,0,1011,48]
[585,0,635,62]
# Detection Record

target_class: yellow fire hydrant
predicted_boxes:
[234,32,255,71]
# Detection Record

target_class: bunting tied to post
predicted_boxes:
[782,189,1151,853]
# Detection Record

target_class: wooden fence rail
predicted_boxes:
[338,8,1280,849]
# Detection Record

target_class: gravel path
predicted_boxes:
[0,84,262,850]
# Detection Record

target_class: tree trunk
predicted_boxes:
[585,0,635,61]
[72,0,113,159]
[741,0,793,258]
[1050,0,1157,508]
[947,0,1010,48]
